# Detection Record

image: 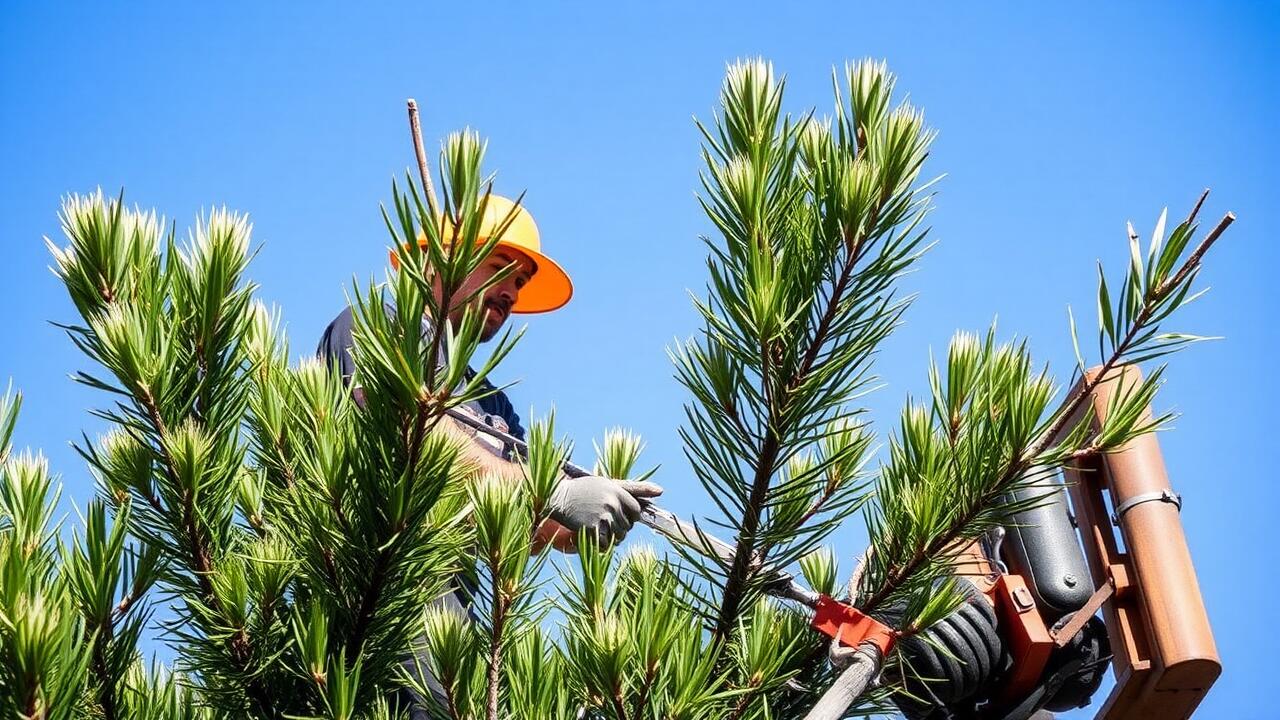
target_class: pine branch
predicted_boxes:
[709,99,908,643]
[860,205,1233,616]
[795,240,862,382]
[132,322,274,718]
[1028,212,1231,463]
[349,396,429,657]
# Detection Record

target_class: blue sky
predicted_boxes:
[2,2,1276,717]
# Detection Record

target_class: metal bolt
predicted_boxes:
[1063,573,1078,587]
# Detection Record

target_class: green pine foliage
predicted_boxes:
[0,58,1228,719]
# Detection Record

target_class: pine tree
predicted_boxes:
[0,58,1229,719]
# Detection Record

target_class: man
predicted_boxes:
[317,195,660,713]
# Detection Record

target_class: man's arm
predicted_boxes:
[436,410,525,483]
[439,410,666,553]
[316,307,658,550]
[435,409,580,552]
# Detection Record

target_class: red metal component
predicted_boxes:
[990,573,1055,704]
[810,595,897,656]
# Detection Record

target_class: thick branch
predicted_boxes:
[485,566,508,720]
[349,545,391,659]
[608,685,630,720]
[630,665,658,720]
[349,397,429,657]
[89,618,119,720]
[22,684,40,720]
[712,430,778,641]
[726,681,764,720]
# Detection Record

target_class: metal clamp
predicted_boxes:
[1112,489,1182,524]
[811,595,897,656]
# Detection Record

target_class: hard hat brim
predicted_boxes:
[387,239,573,314]
[502,241,573,314]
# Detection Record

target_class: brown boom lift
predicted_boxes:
[952,364,1220,719]
[1040,365,1218,718]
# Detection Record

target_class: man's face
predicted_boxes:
[447,248,536,341]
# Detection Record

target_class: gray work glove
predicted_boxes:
[547,476,664,545]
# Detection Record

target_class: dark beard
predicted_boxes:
[480,306,506,342]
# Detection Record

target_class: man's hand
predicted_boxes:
[546,476,664,545]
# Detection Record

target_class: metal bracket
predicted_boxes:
[1111,489,1182,524]
[1051,579,1115,648]
[811,595,897,656]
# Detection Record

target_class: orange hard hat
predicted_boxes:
[389,195,573,314]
